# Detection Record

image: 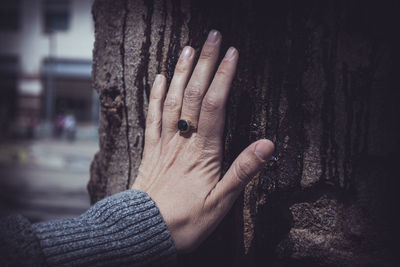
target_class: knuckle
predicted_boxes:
[150,93,162,101]
[215,66,230,78]
[199,46,215,60]
[202,94,220,112]
[153,119,161,129]
[184,82,203,102]
[174,60,189,74]
[234,158,253,185]
[164,95,180,111]
[146,111,160,126]
[191,136,207,152]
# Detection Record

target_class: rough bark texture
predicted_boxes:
[89,0,399,266]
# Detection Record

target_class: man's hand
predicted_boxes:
[132,30,274,253]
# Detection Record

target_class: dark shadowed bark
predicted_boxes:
[89,0,399,266]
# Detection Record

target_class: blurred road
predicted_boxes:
[0,139,98,222]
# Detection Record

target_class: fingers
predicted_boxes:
[209,139,274,209]
[143,75,166,159]
[161,46,195,140]
[198,47,238,139]
[180,30,222,126]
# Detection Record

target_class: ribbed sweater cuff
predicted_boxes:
[32,190,176,266]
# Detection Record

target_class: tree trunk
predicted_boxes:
[89,0,398,266]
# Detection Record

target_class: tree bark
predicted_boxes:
[89,0,399,266]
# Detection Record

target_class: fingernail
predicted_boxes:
[180,46,192,59]
[224,47,237,61]
[206,30,221,45]
[254,141,274,161]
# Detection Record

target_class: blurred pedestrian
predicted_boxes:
[64,114,76,141]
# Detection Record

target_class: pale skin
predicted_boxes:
[131,30,275,253]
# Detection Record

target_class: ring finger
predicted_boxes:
[161,46,195,141]
[179,30,222,131]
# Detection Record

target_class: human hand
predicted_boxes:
[131,30,274,253]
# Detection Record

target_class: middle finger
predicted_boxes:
[179,30,222,128]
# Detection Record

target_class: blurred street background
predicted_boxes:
[0,0,97,222]
[0,134,97,222]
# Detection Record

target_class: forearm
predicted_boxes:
[1,190,176,266]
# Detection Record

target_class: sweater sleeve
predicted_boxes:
[1,190,177,266]
[0,214,45,266]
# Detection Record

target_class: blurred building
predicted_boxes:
[0,0,96,138]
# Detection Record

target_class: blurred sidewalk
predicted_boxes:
[0,129,98,222]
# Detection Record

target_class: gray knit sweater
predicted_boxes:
[0,190,177,266]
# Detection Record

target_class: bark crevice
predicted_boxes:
[120,0,132,188]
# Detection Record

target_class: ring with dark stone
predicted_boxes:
[177,119,196,133]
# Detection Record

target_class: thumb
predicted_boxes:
[212,139,274,204]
